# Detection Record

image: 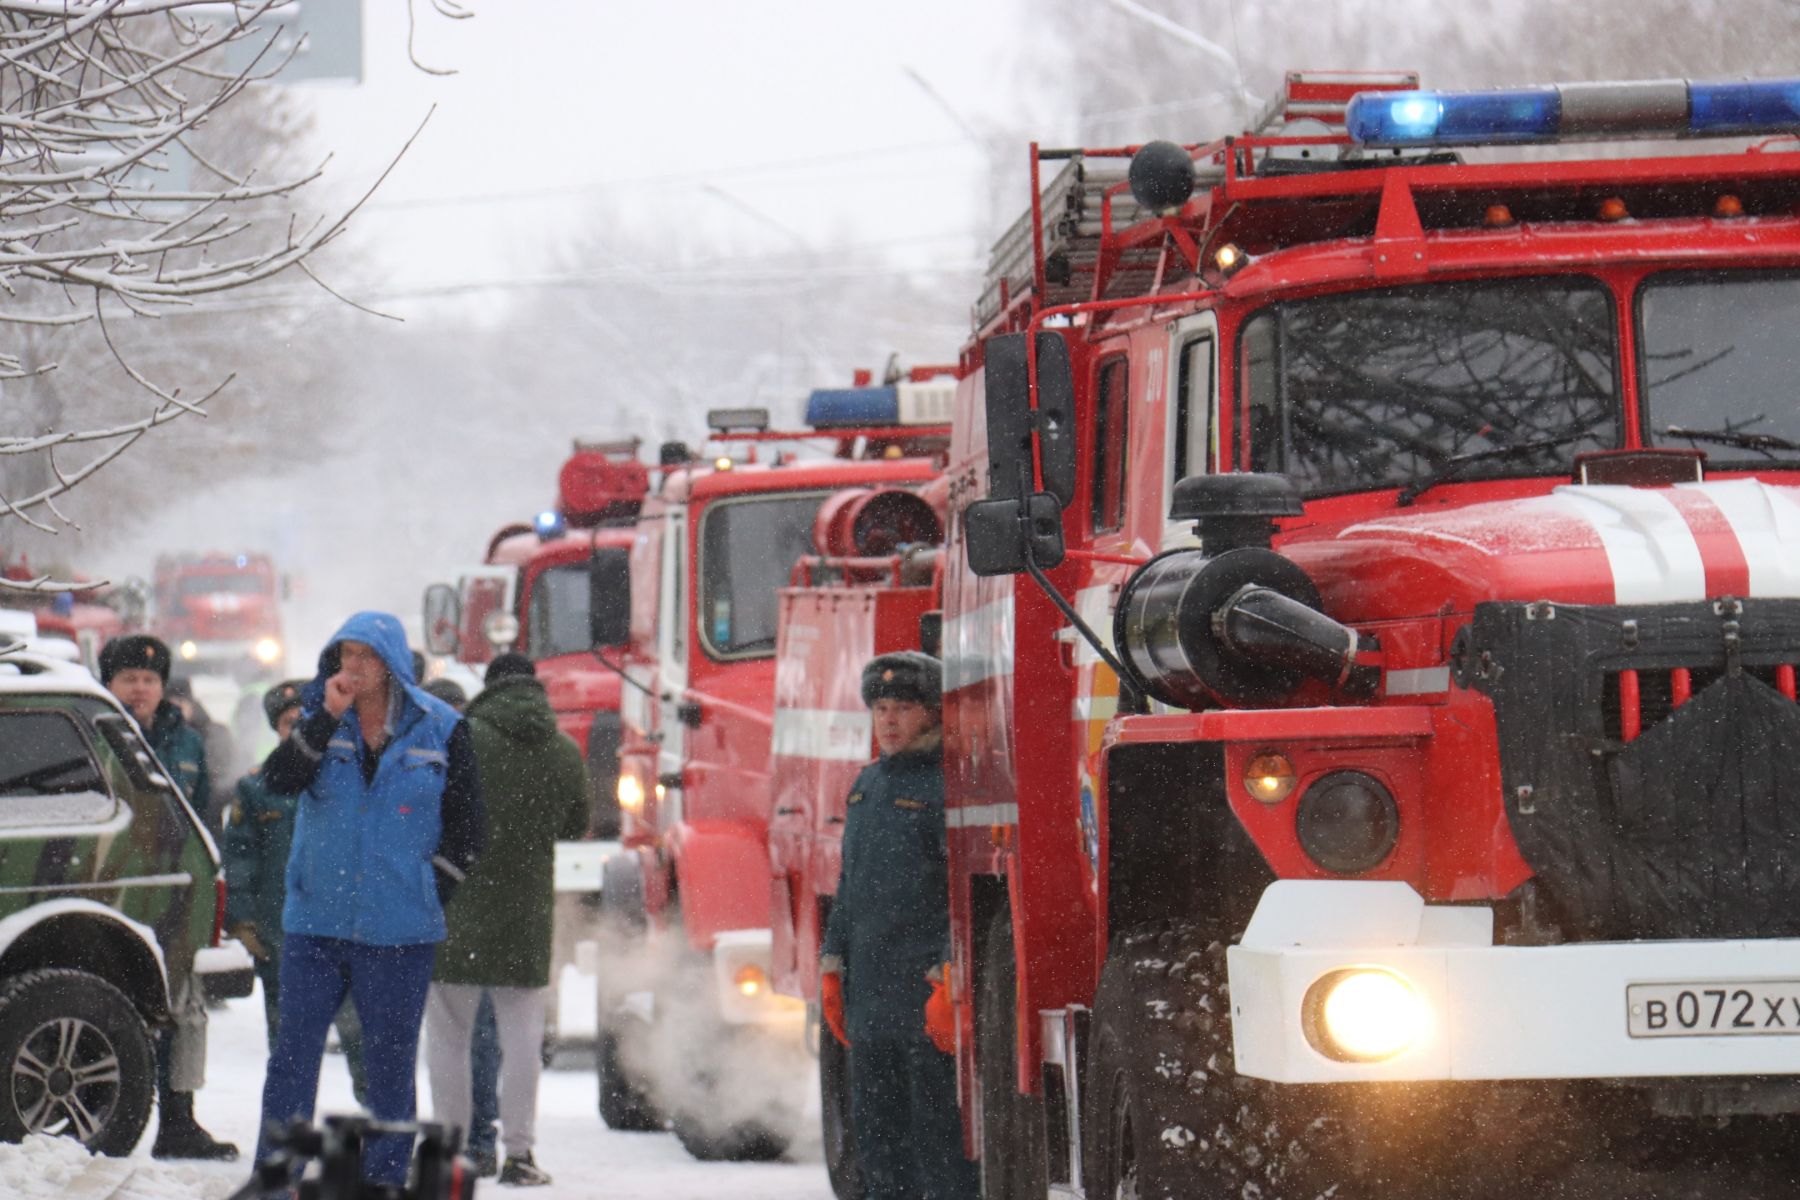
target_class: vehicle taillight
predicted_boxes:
[213,876,226,948]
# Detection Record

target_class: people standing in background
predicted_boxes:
[221,679,369,1105]
[250,612,486,1192]
[166,675,237,827]
[819,651,976,1200]
[424,653,587,1187]
[419,673,501,1178]
[99,635,238,1162]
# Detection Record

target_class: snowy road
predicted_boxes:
[4,981,1800,1198]
[0,981,837,1200]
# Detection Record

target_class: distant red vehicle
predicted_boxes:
[425,438,648,838]
[591,381,951,1163]
[766,470,947,1196]
[152,552,285,677]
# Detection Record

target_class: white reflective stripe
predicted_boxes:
[1685,479,1800,598]
[771,708,872,762]
[1385,666,1451,696]
[1554,487,1706,604]
[945,802,1019,829]
[944,597,1015,690]
[405,748,446,764]
[1070,586,1119,667]
[1073,692,1120,721]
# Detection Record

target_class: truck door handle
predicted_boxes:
[775,807,801,816]
[825,816,846,825]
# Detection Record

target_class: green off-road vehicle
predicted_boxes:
[0,636,242,1154]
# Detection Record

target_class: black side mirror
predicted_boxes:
[589,547,631,648]
[422,583,461,657]
[982,331,1077,509]
[1034,333,1076,508]
[963,493,1066,577]
[918,611,942,659]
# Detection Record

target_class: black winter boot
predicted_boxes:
[152,1091,240,1160]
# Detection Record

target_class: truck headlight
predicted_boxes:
[1295,770,1398,873]
[616,773,644,813]
[733,965,767,997]
[1303,967,1429,1062]
[179,640,199,660]
[253,637,282,665]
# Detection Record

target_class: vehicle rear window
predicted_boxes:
[0,710,115,825]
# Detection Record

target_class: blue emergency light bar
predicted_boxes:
[805,386,899,429]
[1346,78,1800,148]
[534,509,565,539]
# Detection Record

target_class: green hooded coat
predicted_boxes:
[433,676,589,988]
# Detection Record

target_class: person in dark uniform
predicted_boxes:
[819,651,977,1200]
[100,635,238,1161]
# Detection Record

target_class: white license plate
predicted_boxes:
[1627,981,1800,1037]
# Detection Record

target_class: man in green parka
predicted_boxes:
[423,653,588,1188]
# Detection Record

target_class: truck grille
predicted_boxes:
[1463,598,1800,941]
[1603,662,1799,743]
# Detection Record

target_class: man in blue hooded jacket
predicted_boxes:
[250,612,486,1189]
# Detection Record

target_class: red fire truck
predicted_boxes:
[767,465,949,1194]
[944,73,1800,1197]
[151,552,285,676]
[592,382,950,1162]
[423,438,648,838]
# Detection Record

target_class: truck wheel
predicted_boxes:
[671,1104,790,1162]
[977,910,1045,1200]
[1082,928,1348,1200]
[596,1026,664,1132]
[0,969,155,1157]
[819,1027,863,1199]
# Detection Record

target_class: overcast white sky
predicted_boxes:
[292,1,1034,301]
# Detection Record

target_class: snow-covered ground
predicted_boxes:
[0,974,836,1200]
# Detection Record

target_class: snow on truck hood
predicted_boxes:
[1285,479,1800,620]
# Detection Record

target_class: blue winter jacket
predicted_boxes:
[262,611,485,946]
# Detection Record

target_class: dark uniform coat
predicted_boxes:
[148,700,209,816]
[433,675,588,989]
[221,771,298,951]
[820,733,951,1043]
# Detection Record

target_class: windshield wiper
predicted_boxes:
[1395,433,1590,507]
[1662,425,1800,455]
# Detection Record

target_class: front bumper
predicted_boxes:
[1230,881,1800,1084]
[712,929,805,1027]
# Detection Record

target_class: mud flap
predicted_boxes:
[166,974,208,1092]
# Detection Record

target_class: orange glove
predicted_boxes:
[925,970,955,1054]
[821,970,850,1047]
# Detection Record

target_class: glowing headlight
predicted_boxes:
[179,640,199,660]
[1243,752,1297,804]
[253,637,282,665]
[616,773,644,813]
[1303,968,1430,1062]
[733,965,767,998]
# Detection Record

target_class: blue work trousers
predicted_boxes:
[467,992,500,1159]
[850,1033,979,1200]
[254,933,436,1186]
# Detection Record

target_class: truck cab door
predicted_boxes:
[1162,311,1220,552]
[654,507,689,828]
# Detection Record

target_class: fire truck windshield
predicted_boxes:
[1641,271,1800,465]
[1237,277,1619,497]
[177,574,267,596]
[697,491,830,659]
[526,562,592,659]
